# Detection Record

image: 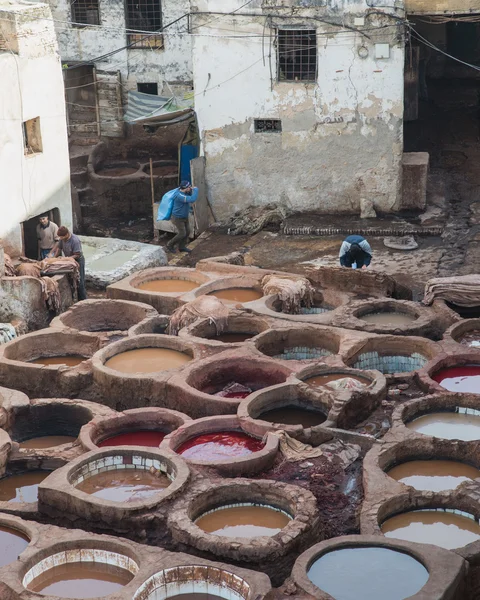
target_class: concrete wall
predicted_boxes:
[50,0,192,93]
[0,1,72,257]
[405,0,480,14]
[191,0,405,218]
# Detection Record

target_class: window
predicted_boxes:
[137,82,158,95]
[71,0,100,26]
[126,0,163,49]
[254,119,282,133]
[22,117,42,155]
[277,29,317,82]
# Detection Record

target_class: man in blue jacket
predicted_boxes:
[339,234,372,269]
[166,180,198,253]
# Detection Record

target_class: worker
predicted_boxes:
[48,226,87,301]
[339,235,372,269]
[36,215,59,260]
[166,180,199,254]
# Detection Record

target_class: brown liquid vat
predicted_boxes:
[167,479,319,579]
[9,401,98,450]
[382,509,480,550]
[137,279,200,293]
[39,447,190,524]
[0,471,50,503]
[387,460,480,492]
[76,468,171,503]
[208,289,263,303]
[105,347,192,374]
[195,504,291,538]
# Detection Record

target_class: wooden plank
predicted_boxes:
[191,156,211,235]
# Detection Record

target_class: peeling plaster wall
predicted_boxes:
[47,0,192,92]
[192,0,405,217]
[0,2,72,257]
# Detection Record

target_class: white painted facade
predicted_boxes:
[49,0,192,93]
[191,0,406,217]
[0,1,72,257]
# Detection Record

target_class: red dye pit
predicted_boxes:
[98,431,166,448]
[176,431,264,461]
[433,365,480,394]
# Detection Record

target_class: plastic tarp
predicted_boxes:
[124,91,195,125]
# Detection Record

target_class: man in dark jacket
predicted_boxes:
[339,234,372,269]
[166,180,199,253]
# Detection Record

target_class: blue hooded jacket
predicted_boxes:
[171,187,199,219]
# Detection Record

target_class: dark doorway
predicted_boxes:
[22,208,61,259]
[404,18,480,161]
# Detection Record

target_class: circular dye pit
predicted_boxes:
[20,435,76,449]
[360,312,416,326]
[28,562,134,598]
[259,406,326,428]
[98,431,166,448]
[96,164,139,177]
[76,468,170,502]
[208,288,262,303]
[0,526,29,567]
[407,410,480,440]
[105,348,191,373]
[387,460,480,492]
[304,373,370,389]
[458,331,480,348]
[195,503,291,538]
[176,432,264,461]
[213,333,254,343]
[307,547,429,600]
[137,279,199,293]
[29,355,85,367]
[166,595,226,600]
[0,471,49,503]
[433,365,480,394]
[382,509,480,549]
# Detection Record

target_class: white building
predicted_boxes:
[191,0,406,217]
[48,0,192,137]
[0,0,72,258]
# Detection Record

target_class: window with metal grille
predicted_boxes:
[126,0,163,49]
[277,29,317,82]
[71,0,100,26]
[254,119,282,133]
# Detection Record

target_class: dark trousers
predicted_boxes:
[76,255,88,301]
[168,216,190,250]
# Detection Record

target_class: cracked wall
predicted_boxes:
[46,0,192,93]
[192,3,405,217]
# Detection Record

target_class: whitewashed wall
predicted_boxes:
[48,0,192,92]
[191,0,405,217]
[0,2,72,257]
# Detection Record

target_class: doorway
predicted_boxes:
[404,18,480,162]
[22,208,61,259]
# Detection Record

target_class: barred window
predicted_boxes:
[71,0,100,26]
[126,0,163,49]
[277,29,317,82]
[254,119,282,133]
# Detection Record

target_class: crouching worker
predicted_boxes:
[166,181,198,254]
[48,226,87,301]
[339,235,372,269]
